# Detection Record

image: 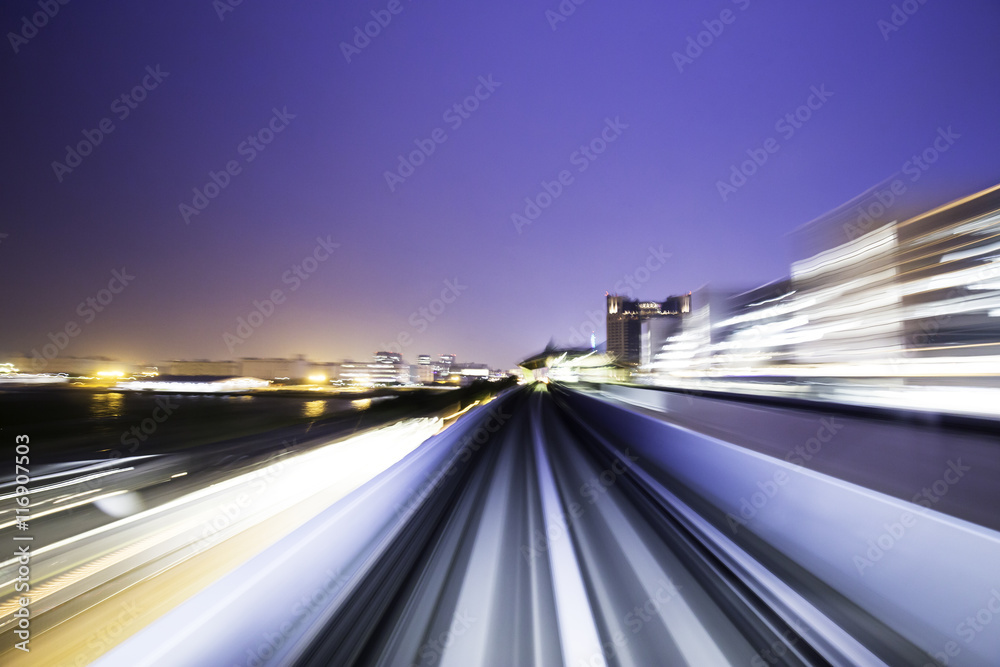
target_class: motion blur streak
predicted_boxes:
[0,418,441,665]
[0,466,133,502]
[529,398,607,666]
[81,378,996,666]
[6,379,997,665]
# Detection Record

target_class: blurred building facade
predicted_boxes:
[416,354,435,383]
[646,184,1000,384]
[339,353,411,386]
[168,359,241,377]
[5,356,141,376]
[240,357,310,381]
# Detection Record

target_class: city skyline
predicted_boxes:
[7,180,998,372]
[2,0,999,370]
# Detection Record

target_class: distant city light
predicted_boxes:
[116,377,270,393]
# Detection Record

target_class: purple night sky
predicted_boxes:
[2,0,998,369]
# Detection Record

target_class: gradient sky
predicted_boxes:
[2,0,999,369]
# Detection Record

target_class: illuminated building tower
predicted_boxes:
[416,354,435,383]
[606,295,640,364]
[607,294,691,365]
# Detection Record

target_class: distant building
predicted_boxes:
[607,294,690,364]
[240,357,309,382]
[449,363,490,386]
[416,354,435,383]
[434,353,457,380]
[4,355,136,376]
[338,352,410,386]
[606,295,640,363]
[647,183,1000,380]
[893,185,1000,357]
[306,362,339,383]
[640,317,681,367]
[166,359,240,377]
[712,279,797,369]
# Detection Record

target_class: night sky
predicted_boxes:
[2,0,998,369]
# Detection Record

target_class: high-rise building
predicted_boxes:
[606,295,640,363]
[240,356,309,381]
[607,294,690,364]
[339,353,410,386]
[375,351,404,364]
[416,354,435,383]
